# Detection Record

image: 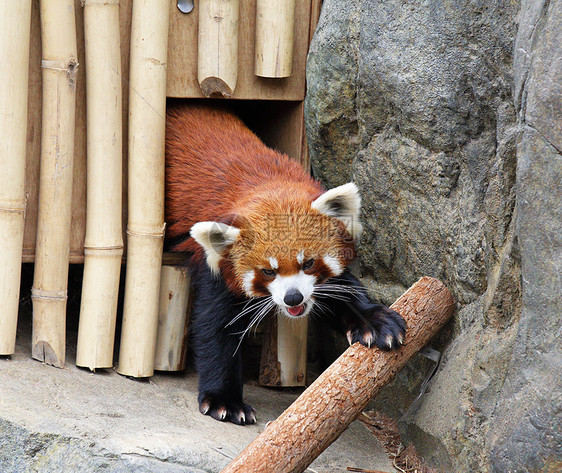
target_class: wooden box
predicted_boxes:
[22,0,321,262]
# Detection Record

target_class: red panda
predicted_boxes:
[165,103,406,425]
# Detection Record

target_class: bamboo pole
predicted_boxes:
[117,0,170,378]
[76,0,123,370]
[254,0,296,78]
[31,0,78,368]
[0,0,32,356]
[223,277,455,473]
[277,316,307,386]
[154,266,191,371]
[260,315,307,387]
[197,0,239,97]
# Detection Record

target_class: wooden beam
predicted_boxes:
[223,277,455,473]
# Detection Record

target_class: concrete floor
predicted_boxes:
[0,315,394,473]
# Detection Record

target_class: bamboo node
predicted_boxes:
[31,288,68,302]
[126,223,166,239]
[0,203,26,215]
[41,58,79,87]
[83,246,124,256]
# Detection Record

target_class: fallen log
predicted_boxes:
[222,276,455,473]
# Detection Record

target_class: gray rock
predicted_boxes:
[489,1,562,461]
[305,0,561,470]
[307,0,519,308]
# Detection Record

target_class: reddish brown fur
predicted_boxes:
[165,104,355,294]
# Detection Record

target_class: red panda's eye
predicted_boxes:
[261,268,276,277]
[302,259,315,271]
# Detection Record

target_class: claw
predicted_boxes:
[199,400,210,415]
[346,330,353,345]
[386,334,393,349]
[217,406,227,421]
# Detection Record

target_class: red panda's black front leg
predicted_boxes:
[190,265,257,425]
[320,269,407,350]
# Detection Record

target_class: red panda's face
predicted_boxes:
[190,183,361,318]
[235,252,345,318]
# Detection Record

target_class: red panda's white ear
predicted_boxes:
[190,221,240,274]
[311,182,363,238]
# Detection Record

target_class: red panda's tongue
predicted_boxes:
[287,305,305,316]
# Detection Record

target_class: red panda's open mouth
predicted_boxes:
[287,304,305,316]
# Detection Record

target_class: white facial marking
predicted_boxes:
[296,250,305,265]
[267,271,317,318]
[242,270,257,296]
[323,255,344,276]
[268,257,279,270]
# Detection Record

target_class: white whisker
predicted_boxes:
[312,300,332,315]
[233,299,275,355]
[226,296,272,327]
[313,291,353,302]
[315,283,366,294]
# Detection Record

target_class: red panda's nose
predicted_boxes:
[284,289,304,307]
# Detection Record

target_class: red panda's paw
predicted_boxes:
[199,394,257,426]
[346,306,407,351]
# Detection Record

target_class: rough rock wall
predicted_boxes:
[305,0,561,471]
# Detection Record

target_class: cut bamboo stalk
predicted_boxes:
[259,315,307,387]
[254,0,296,78]
[223,277,455,473]
[76,0,123,371]
[197,0,239,97]
[0,0,32,356]
[117,0,170,378]
[277,316,307,386]
[154,265,191,371]
[31,0,78,368]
